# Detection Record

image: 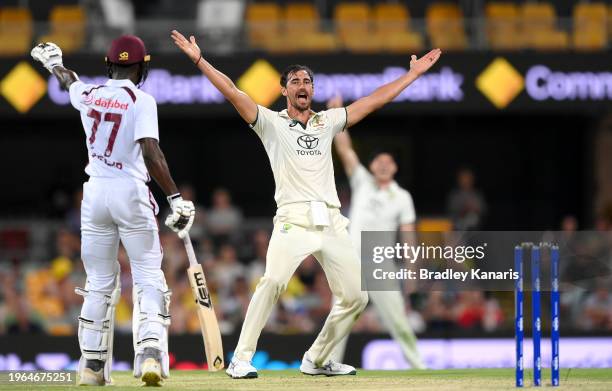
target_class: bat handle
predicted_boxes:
[182,234,198,268]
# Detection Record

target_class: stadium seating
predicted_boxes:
[285,3,337,53]
[416,218,453,232]
[245,2,284,52]
[521,2,568,50]
[334,3,380,53]
[0,7,33,56]
[373,3,424,53]
[2,1,610,56]
[426,3,468,50]
[485,2,523,50]
[246,2,338,54]
[573,3,607,50]
[37,5,86,54]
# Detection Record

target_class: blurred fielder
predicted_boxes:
[171,29,440,378]
[31,36,195,386]
[330,95,425,369]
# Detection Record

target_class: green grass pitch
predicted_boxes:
[1,369,611,390]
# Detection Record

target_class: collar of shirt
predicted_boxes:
[105,79,137,88]
[279,109,317,123]
[374,180,400,193]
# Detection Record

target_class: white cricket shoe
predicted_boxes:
[78,367,105,386]
[226,357,258,379]
[300,352,357,376]
[141,357,162,386]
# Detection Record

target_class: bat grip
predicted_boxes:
[182,234,198,267]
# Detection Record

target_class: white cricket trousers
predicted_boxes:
[234,202,368,366]
[331,231,424,368]
[333,290,425,368]
[79,177,167,352]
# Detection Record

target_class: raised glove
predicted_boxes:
[164,194,195,239]
[31,42,63,73]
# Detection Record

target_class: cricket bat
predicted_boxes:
[183,234,224,371]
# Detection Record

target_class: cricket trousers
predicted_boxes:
[332,290,425,369]
[79,177,168,356]
[330,230,425,369]
[234,202,369,366]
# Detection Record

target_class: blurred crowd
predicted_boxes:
[0,177,611,337]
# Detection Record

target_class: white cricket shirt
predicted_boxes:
[69,78,159,182]
[348,164,416,243]
[250,105,347,208]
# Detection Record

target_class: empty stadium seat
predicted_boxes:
[485,2,523,50]
[417,218,453,232]
[0,7,33,56]
[284,3,337,53]
[573,3,607,50]
[37,5,86,54]
[521,2,568,50]
[426,3,468,50]
[245,2,282,50]
[334,3,379,53]
[373,3,424,53]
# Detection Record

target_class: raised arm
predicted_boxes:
[31,43,78,90]
[346,49,442,128]
[171,30,257,123]
[328,96,360,177]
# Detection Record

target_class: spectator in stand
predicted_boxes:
[305,263,331,325]
[5,295,43,334]
[206,188,243,246]
[160,231,188,286]
[65,189,83,235]
[219,276,252,334]
[422,291,455,331]
[48,256,82,334]
[212,244,245,298]
[582,279,612,330]
[198,237,217,266]
[561,214,609,291]
[168,278,192,335]
[115,246,134,334]
[0,272,6,334]
[24,229,82,334]
[246,229,270,290]
[178,184,207,240]
[447,167,487,230]
[454,291,503,331]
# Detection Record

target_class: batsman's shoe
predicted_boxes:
[141,358,162,386]
[78,359,105,386]
[226,357,258,379]
[300,353,356,376]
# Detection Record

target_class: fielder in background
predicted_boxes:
[330,95,425,369]
[31,36,195,386]
[171,29,440,379]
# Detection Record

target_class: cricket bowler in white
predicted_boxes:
[171,29,441,378]
[31,36,196,386]
[330,95,425,369]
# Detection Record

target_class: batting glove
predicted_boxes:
[165,194,195,239]
[31,42,63,73]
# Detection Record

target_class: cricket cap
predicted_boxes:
[105,35,150,65]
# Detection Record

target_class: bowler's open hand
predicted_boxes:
[171,30,202,64]
[410,49,442,76]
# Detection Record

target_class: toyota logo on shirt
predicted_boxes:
[297,135,319,150]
